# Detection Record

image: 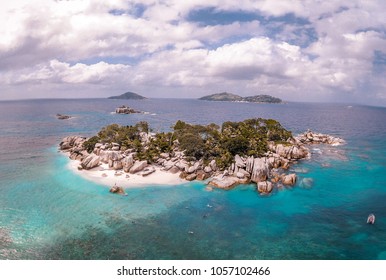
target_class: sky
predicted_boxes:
[1,0,386,105]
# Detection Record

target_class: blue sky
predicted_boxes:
[1,0,386,105]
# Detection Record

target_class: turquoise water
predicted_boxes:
[0,99,386,259]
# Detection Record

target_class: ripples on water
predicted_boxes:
[0,99,386,259]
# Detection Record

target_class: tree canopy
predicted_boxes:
[83,118,292,166]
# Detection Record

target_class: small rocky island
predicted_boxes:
[199,92,282,103]
[56,114,72,120]
[59,119,344,195]
[115,105,141,114]
[108,91,146,100]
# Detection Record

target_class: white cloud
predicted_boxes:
[8,60,130,86]
[0,0,386,104]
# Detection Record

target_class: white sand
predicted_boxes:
[67,160,186,189]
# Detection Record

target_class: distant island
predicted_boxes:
[108,91,147,100]
[199,92,282,103]
[56,114,72,120]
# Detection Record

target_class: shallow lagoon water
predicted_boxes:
[0,99,385,259]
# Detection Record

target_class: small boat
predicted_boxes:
[367,213,375,224]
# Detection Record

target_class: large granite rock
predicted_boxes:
[56,114,71,120]
[122,155,134,172]
[109,185,126,195]
[185,173,197,181]
[245,156,254,173]
[129,160,148,174]
[296,131,345,146]
[81,154,100,170]
[250,158,269,183]
[142,166,156,177]
[115,105,140,114]
[209,160,217,171]
[208,176,241,190]
[282,173,297,185]
[60,136,86,150]
[257,181,273,194]
[113,160,123,170]
[204,166,212,173]
[269,143,309,160]
[104,151,124,169]
[234,154,246,168]
[196,170,209,181]
[169,166,180,174]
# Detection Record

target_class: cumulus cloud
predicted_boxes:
[0,0,386,104]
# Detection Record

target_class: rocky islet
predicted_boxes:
[59,120,344,195]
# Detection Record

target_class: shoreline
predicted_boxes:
[59,121,345,194]
[66,158,187,189]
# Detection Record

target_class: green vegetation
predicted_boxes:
[108,91,147,99]
[199,92,243,101]
[82,121,149,152]
[199,92,282,103]
[83,136,100,153]
[83,118,292,167]
[243,95,282,103]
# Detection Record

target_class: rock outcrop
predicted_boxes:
[268,143,310,160]
[250,158,269,183]
[115,105,141,114]
[208,176,242,190]
[282,174,297,186]
[81,155,100,170]
[257,181,273,194]
[109,185,126,195]
[56,114,72,120]
[129,160,148,174]
[295,130,345,146]
[59,126,344,196]
[122,155,134,173]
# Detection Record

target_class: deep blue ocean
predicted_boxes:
[0,98,386,259]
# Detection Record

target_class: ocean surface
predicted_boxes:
[0,98,386,260]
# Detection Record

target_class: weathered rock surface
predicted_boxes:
[257,181,273,194]
[60,136,86,150]
[185,173,197,181]
[269,143,310,160]
[204,166,212,173]
[115,105,141,114]
[129,160,148,174]
[56,114,72,120]
[122,155,134,172]
[295,130,345,146]
[250,158,269,183]
[282,173,297,185]
[209,160,217,171]
[196,170,209,181]
[142,166,156,177]
[81,155,100,170]
[109,185,126,195]
[208,176,241,190]
[169,166,180,174]
[235,154,246,168]
[60,127,344,196]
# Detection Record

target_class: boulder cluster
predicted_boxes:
[56,114,72,120]
[115,105,141,114]
[295,130,345,146]
[207,142,309,193]
[156,152,218,182]
[59,130,344,195]
[60,136,152,176]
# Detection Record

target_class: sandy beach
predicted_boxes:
[67,160,186,189]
